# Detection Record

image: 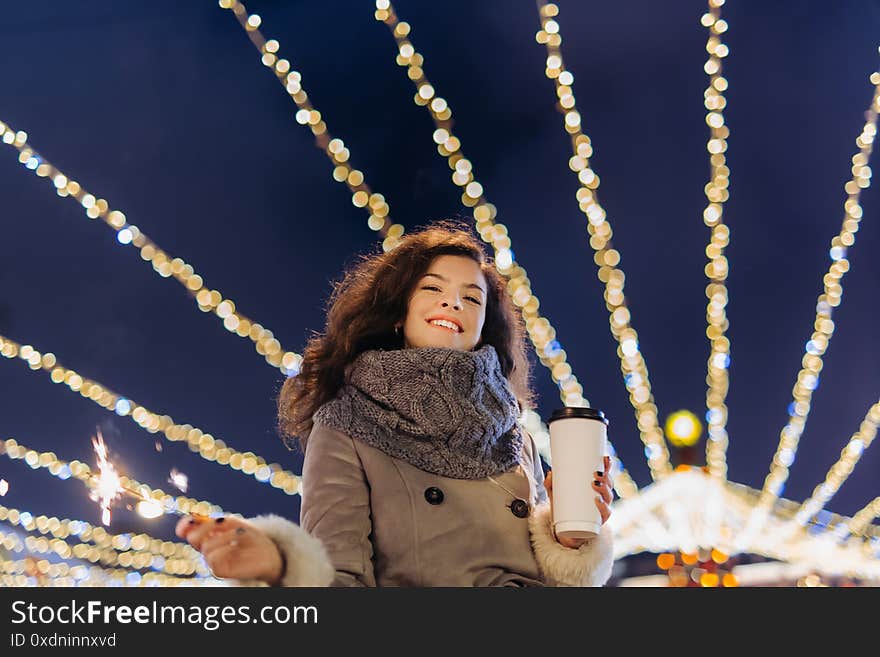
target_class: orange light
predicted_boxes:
[681,551,699,565]
[675,464,692,472]
[657,553,676,570]
[711,549,728,564]
[722,573,739,587]
[700,572,720,587]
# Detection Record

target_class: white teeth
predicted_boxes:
[429,319,460,332]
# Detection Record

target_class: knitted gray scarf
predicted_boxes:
[313,344,523,479]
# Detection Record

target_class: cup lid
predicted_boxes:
[548,407,608,424]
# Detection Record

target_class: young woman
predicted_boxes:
[176,222,614,586]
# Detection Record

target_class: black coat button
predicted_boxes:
[510,499,529,518]
[424,487,444,505]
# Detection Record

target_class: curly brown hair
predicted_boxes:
[278,220,534,450]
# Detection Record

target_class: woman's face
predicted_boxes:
[401,255,488,351]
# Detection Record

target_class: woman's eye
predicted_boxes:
[466,296,481,304]
[422,285,440,291]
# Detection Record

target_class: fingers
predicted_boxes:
[175,516,282,583]
[201,528,249,579]
[174,516,191,539]
[546,469,615,506]
[594,497,611,524]
[594,458,615,503]
[592,479,613,505]
[201,526,245,555]
[201,543,241,580]
[176,516,239,552]
[557,535,586,549]
[175,516,213,548]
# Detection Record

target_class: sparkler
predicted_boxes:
[90,430,123,525]
[88,430,208,525]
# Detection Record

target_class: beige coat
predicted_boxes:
[248,421,614,587]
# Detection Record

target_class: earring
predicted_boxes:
[394,325,401,336]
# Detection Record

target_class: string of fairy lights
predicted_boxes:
[0,558,207,588]
[771,398,880,543]
[699,1,734,480]
[846,497,880,538]
[749,72,880,528]
[0,119,302,379]
[532,1,672,482]
[0,502,201,564]
[0,526,210,586]
[217,0,404,252]
[0,333,303,497]
[0,507,202,578]
[219,0,638,496]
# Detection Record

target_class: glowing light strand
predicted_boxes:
[699,1,734,479]
[786,399,880,531]
[0,502,201,563]
[755,72,880,514]
[219,0,405,251]
[0,118,302,378]
[0,517,204,578]
[375,0,640,495]
[845,497,880,538]
[0,528,205,586]
[0,557,204,588]
[0,333,302,497]
[533,1,672,481]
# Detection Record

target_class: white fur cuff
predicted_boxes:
[528,503,614,587]
[244,514,335,587]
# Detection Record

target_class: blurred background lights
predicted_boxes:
[495,247,513,270]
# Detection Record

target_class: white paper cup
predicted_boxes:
[548,407,608,540]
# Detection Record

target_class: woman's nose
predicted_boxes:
[441,298,462,311]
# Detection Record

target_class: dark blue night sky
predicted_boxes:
[1,1,878,544]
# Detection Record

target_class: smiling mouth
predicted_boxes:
[426,319,462,333]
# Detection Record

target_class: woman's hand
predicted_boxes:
[544,455,613,549]
[175,515,284,585]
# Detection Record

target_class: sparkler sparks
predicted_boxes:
[89,430,124,525]
[0,479,8,496]
[87,434,206,523]
[168,468,188,493]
